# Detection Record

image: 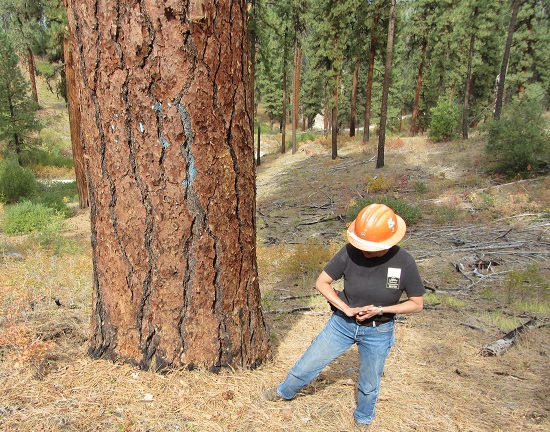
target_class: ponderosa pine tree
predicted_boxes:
[0,0,45,104]
[0,31,39,165]
[64,0,271,371]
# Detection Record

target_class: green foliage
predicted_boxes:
[280,240,337,279]
[504,263,550,306]
[429,204,466,225]
[1,201,63,235]
[485,97,549,176]
[347,197,422,226]
[32,222,80,255]
[34,181,77,218]
[0,159,38,203]
[0,32,40,163]
[428,98,461,142]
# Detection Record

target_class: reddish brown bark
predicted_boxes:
[27,48,38,103]
[65,0,271,371]
[64,34,89,208]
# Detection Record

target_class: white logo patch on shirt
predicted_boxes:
[386,267,401,289]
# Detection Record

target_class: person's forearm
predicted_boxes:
[377,297,423,315]
[316,280,356,316]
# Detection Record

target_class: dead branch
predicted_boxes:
[480,318,541,356]
[264,306,316,314]
[278,294,320,301]
[296,215,343,227]
[459,322,487,332]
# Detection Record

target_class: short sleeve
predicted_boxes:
[323,245,349,281]
[402,260,426,297]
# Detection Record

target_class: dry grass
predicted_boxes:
[1,85,549,431]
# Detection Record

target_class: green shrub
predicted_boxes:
[296,131,320,144]
[485,98,549,176]
[1,201,63,235]
[0,160,38,203]
[34,181,78,218]
[428,98,461,142]
[347,197,422,226]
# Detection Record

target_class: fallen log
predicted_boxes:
[480,318,541,356]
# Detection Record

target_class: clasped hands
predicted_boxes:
[345,305,379,322]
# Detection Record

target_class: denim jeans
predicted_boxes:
[277,311,395,424]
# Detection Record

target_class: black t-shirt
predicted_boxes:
[324,244,425,319]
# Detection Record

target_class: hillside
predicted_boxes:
[0,83,549,431]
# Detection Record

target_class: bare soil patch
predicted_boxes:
[1,131,549,431]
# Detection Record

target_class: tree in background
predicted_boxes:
[505,0,550,106]
[362,6,379,143]
[0,0,46,104]
[494,0,522,120]
[377,0,397,168]
[0,31,40,165]
[65,0,271,371]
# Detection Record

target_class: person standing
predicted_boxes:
[262,203,425,430]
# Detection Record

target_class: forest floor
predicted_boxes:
[0,82,549,431]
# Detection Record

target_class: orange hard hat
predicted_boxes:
[346,203,407,251]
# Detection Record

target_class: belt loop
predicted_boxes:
[373,320,377,328]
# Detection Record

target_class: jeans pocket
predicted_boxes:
[375,321,395,334]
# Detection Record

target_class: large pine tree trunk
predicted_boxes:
[65,0,271,371]
[64,34,89,209]
[377,0,396,169]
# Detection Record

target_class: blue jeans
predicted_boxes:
[277,311,395,424]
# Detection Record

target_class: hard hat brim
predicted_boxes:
[346,214,407,251]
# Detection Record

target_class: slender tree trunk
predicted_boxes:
[323,81,329,136]
[7,92,23,165]
[256,124,261,166]
[463,33,475,139]
[349,58,359,137]
[65,0,271,371]
[332,72,340,160]
[64,34,89,208]
[250,0,260,166]
[410,38,427,136]
[363,11,378,143]
[281,29,288,153]
[494,0,521,120]
[377,0,396,169]
[292,40,301,154]
[27,48,38,104]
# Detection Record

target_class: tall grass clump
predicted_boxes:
[0,159,38,203]
[485,92,549,177]
[347,197,422,226]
